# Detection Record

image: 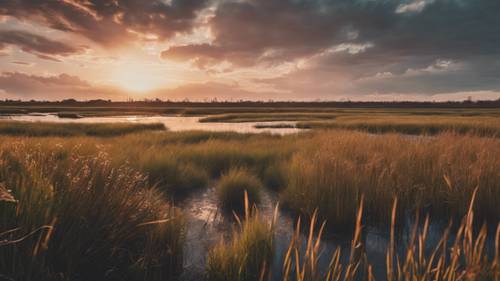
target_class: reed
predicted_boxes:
[206,196,276,281]
[282,130,500,228]
[0,140,184,281]
[281,192,499,281]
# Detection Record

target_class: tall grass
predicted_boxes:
[206,198,276,281]
[206,193,499,281]
[0,128,498,279]
[137,151,210,196]
[109,132,297,196]
[0,140,184,280]
[282,130,500,228]
[281,194,499,281]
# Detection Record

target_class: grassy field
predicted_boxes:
[0,116,498,280]
[296,115,500,137]
[203,110,500,137]
[0,121,165,136]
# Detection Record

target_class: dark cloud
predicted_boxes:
[161,0,398,66]
[162,0,500,97]
[2,0,499,100]
[163,0,500,66]
[0,30,85,61]
[0,72,126,100]
[0,0,209,46]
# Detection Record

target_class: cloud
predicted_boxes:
[1,0,499,101]
[161,0,500,98]
[0,72,126,100]
[0,0,210,46]
[0,30,85,61]
[395,0,434,14]
[161,0,398,67]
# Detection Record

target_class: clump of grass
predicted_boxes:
[56,112,82,119]
[0,121,166,137]
[206,203,275,281]
[0,141,185,280]
[216,168,262,213]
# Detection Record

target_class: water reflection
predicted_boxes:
[178,186,497,281]
[0,113,304,135]
[178,187,391,281]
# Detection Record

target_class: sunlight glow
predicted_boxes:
[111,60,166,93]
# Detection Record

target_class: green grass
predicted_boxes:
[0,121,166,137]
[215,168,263,213]
[0,139,185,280]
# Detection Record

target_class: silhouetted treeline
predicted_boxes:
[1,98,499,108]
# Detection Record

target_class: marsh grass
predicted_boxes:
[216,168,263,213]
[206,197,276,281]
[282,193,499,281]
[137,152,210,196]
[0,140,184,280]
[282,130,500,228]
[0,121,166,137]
[110,132,297,197]
[0,127,498,280]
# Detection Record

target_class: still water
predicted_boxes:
[0,113,304,135]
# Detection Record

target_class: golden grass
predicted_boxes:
[0,127,499,279]
[206,197,276,281]
[298,115,500,136]
[281,193,499,281]
[282,130,500,227]
[0,121,166,137]
[0,139,184,280]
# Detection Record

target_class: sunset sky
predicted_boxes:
[0,0,499,101]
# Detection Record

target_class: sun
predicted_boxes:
[111,60,165,93]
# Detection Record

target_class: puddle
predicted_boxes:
[178,187,392,280]
[177,186,497,280]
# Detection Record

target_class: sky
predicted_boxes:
[0,0,499,101]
